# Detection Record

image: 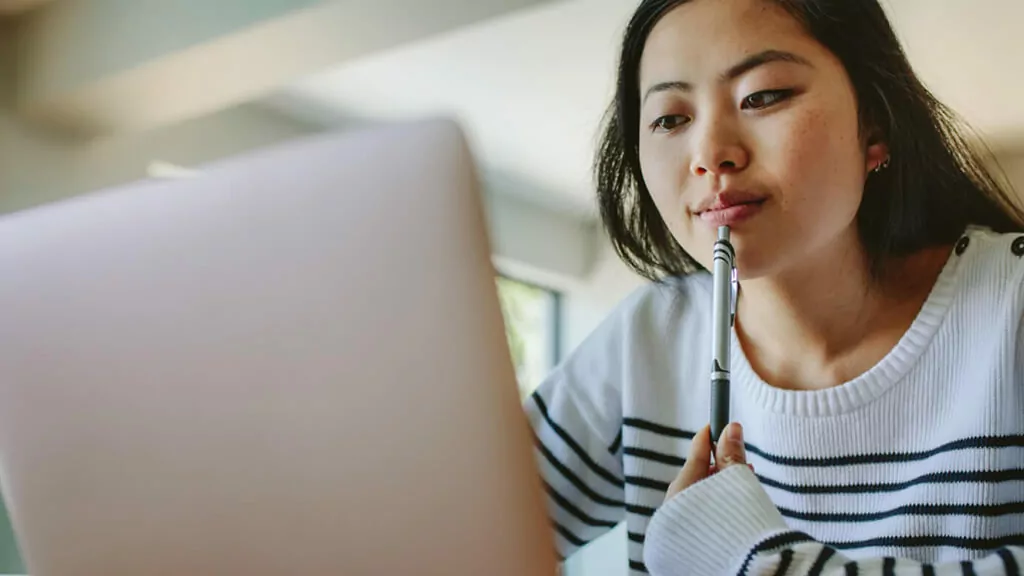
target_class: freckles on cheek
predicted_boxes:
[780,113,856,203]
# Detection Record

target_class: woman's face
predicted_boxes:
[637,0,887,279]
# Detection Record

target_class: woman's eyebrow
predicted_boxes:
[642,49,813,105]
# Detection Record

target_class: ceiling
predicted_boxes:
[263,0,1024,216]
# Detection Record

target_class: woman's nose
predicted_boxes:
[690,121,749,177]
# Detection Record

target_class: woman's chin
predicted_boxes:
[733,250,774,282]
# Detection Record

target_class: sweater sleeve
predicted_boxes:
[524,368,626,561]
[524,284,667,557]
[523,285,649,561]
[643,465,1024,576]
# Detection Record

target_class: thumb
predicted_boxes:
[715,422,747,470]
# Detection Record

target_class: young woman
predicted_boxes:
[524,0,1024,574]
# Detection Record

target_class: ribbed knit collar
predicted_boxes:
[732,230,972,417]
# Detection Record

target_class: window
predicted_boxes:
[496,276,561,398]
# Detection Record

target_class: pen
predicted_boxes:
[710,225,737,445]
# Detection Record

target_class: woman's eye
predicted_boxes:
[742,89,792,110]
[651,115,691,133]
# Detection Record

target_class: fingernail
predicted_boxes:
[728,422,743,443]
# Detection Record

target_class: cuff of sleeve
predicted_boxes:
[642,464,789,576]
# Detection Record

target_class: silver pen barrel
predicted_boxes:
[710,226,735,444]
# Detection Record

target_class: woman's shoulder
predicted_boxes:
[960,225,1024,259]
[957,226,1024,293]
[947,227,1024,345]
[582,272,713,351]
[546,273,711,386]
[529,273,712,436]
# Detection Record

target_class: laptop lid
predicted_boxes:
[0,119,556,575]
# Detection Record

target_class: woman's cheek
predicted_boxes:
[640,146,685,209]
[771,110,859,204]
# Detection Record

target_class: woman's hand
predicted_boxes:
[664,422,749,502]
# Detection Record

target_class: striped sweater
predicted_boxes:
[525,227,1024,575]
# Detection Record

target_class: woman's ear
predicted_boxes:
[865,134,890,175]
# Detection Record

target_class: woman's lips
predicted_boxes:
[699,199,766,226]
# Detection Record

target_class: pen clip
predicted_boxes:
[729,266,738,327]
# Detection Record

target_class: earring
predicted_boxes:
[873,156,891,173]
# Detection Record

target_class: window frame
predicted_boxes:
[496,273,564,388]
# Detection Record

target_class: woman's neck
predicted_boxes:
[734,234,952,391]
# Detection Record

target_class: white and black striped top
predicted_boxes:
[524,227,1024,575]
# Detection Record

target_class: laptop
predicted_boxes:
[0,119,557,575]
